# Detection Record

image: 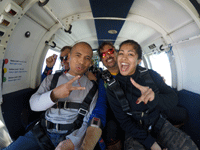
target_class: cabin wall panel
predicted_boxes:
[169,22,200,93]
[3,15,46,94]
[169,22,200,42]
[175,39,200,94]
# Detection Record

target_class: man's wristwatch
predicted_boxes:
[44,67,52,76]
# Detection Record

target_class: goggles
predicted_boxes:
[100,48,115,59]
[60,55,68,62]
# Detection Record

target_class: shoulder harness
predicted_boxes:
[32,72,98,150]
[102,68,166,133]
[101,67,159,115]
[49,72,98,132]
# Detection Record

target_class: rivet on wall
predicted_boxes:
[25,31,31,38]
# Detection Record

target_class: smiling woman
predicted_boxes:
[105,39,198,150]
[118,47,141,76]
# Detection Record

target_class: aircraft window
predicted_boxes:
[42,49,61,74]
[149,52,172,86]
[139,60,145,67]
[99,61,107,70]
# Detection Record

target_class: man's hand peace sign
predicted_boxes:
[50,75,85,102]
[130,78,155,105]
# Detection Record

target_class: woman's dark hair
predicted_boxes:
[119,40,142,60]
[97,42,115,60]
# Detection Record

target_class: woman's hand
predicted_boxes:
[130,78,155,104]
[151,142,168,150]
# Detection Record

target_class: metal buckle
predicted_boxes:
[140,120,142,124]
[141,112,144,117]
[102,70,111,80]
[108,79,116,86]
[78,108,88,116]
[127,112,132,116]
[56,123,59,131]
[148,125,152,131]
[64,101,67,109]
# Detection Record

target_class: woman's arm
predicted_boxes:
[147,70,178,110]
[106,87,156,149]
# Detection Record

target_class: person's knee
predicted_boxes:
[107,140,122,150]
[161,106,189,125]
[55,139,74,150]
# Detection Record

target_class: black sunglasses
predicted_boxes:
[60,55,68,61]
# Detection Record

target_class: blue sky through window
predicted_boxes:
[149,52,172,86]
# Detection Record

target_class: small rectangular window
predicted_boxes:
[1,19,10,26]
[9,9,17,16]
[0,31,5,37]
[0,15,11,27]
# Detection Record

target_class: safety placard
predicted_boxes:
[3,58,28,83]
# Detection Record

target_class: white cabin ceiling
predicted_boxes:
[25,3,56,29]
[54,19,98,49]
[47,0,92,19]
[116,21,161,49]
[10,0,199,51]
[129,0,194,33]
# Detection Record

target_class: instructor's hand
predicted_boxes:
[46,54,57,68]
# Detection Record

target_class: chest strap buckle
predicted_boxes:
[78,108,88,116]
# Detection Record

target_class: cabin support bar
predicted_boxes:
[161,34,200,49]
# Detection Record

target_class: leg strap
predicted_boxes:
[32,122,55,150]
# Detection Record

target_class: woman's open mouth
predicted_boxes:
[121,62,129,72]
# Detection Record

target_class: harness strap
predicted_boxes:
[41,119,74,131]
[153,115,166,134]
[138,66,159,94]
[50,71,63,90]
[69,80,98,134]
[102,70,131,113]
[32,80,97,150]
[52,102,80,109]
[102,68,166,134]
[113,84,131,113]
[32,122,55,150]
[101,68,159,122]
